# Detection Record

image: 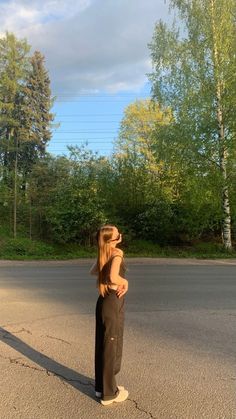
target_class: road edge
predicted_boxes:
[0,257,236,266]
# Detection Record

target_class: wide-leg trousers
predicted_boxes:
[95,289,125,401]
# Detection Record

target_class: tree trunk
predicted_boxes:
[29,197,32,240]
[3,130,11,184]
[210,0,232,250]
[219,142,232,250]
[13,136,18,239]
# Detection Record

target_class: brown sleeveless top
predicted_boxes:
[101,254,126,286]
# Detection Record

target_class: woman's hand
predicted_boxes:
[90,261,98,275]
[116,280,128,298]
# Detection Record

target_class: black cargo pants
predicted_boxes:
[95,289,125,401]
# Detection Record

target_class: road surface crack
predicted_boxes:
[42,335,71,345]
[0,354,45,372]
[10,358,45,372]
[11,328,32,335]
[0,353,93,389]
[128,398,157,419]
[2,312,80,328]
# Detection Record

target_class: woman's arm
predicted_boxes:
[110,255,128,287]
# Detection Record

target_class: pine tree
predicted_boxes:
[0,34,54,237]
[0,32,30,180]
[19,50,55,184]
[0,32,31,237]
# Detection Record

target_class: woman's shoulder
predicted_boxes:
[111,248,124,260]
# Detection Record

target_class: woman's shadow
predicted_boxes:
[0,327,96,400]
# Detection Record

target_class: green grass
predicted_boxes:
[0,236,96,260]
[125,239,236,258]
[0,235,235,260]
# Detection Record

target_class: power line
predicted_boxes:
[51,138,116,140]
[47,150,113,152]
[54,96,146,98]
[49,142,114,144]
[54,120,120,124]
[48,150,114,152]
[50,146,114,148]
[48,145,114,149]
[54,114,124,116]
[52,131,118,133]
[53,92,149,96]
[53,95,149,102]
[54,101,139,103]
[51,141,115,144]
[50,139,115,141]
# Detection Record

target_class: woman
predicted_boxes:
[90,224,129,405]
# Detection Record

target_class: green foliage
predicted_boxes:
[0,32,31,176]
[0,28,235,257]
[135,199,174,243]
[0,32,55,239]
[112,95,229,245]
[126,239,162,256]
[27,147,107,244]
[18,50,55,174]
[0,237,55,258]
[148,0,236,249]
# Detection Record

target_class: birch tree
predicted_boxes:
[149,0,236,249]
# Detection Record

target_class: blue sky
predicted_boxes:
[50,84,152,157]
[0,0,172,157]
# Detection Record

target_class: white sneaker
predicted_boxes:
[101,388,129,405]
[95,385,124,399]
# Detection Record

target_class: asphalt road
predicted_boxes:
[0,259,235,419]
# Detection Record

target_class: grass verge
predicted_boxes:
[0,237,235,260]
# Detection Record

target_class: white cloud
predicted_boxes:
[0,0,92,33]
[0,0,171,93]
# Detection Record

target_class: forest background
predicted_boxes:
[0,0,236,259]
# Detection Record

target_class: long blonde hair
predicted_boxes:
[96,224,116,296]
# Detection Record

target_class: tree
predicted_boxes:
[112,99,179,241]
[116,99,173,193]
[117,99,171,166]
[148,0,236,249]
[28,147,107,244]
[20,51,54,171]
[0,32,31,237]
[0,34,54,238]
